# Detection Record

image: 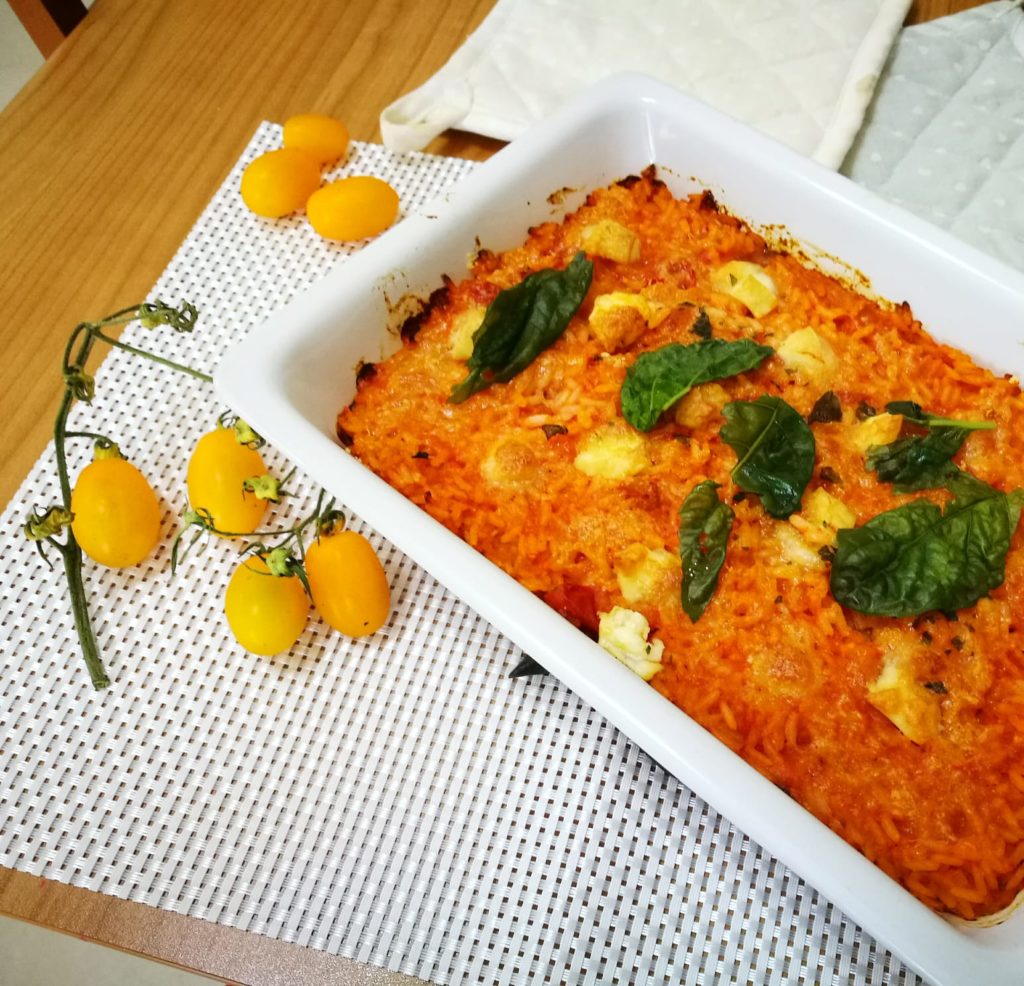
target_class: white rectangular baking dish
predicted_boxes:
[216,74,1024,985]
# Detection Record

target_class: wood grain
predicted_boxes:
[0,0,498,511]
[0,0,989,981]
[7,0,66,57]
[0,869,426,984]
[907,0,991,24]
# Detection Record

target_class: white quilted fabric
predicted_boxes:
[380,0,911,166]
[843,1,1024,273]
[0,128,924,986]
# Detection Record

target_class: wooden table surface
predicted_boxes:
[0,0,991,982]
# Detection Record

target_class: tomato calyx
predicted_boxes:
[92,438,123,461]
[23,505,75,565]
[262,545,293,577]
[218,413,265,450]
[62,368,95,403]
[170,507,216,573]
[24,505,74,540]
[315,508,347,539]
[251,544,312,596]
[138,300,198,332]
[243,473,285,502]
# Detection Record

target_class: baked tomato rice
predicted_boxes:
[337,169,1024,921]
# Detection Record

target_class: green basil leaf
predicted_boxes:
[885,399,995,432]
[720,396,815,518]
[867,401,996,492]
[865,428,968,492]
[678,480,734,622]
[449,252,593,403]
[620,338,773,432]
[830,473,1024,617]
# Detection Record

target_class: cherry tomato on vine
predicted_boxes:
[306,528,390,637]
[283,113,349,165]
[240,147,320,218]
[306,176,399,242]
[187,427,267,536]
[71,457,161,568]
[224,556,310,656]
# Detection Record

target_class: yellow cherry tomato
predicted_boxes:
[283,113,349,165]
[240,148,320,218]
[224,556,310,656]
[71,458,161,568]
[306,529,390,636]
[306,176,399,242]
[187,428,267,535]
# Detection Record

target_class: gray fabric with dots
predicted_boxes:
[844,1,1024,272]
[0,129,929,985]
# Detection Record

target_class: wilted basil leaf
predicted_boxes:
[720,396,815,518]
[866,429,968,491]
[866,401,995,492]
[830,472,1024,617]
[885,400,926,422]
[620,338,773,432]
[807,391,842,424]
[691,309,713,339]
[541,423,568,440]
[678,480,734,621]
[885,400,995,433]
[449,252,593,403]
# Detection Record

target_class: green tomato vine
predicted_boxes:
[25,301,210,690]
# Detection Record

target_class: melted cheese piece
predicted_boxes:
[777,327,837,387]
[616,543,677,605]
[449,305,487,360]
[850,412,902,454]
[789,488,856,548]
[711,261,778,317]
[598,606,665,680]
[574,423,649,480]
[773,522,826,571]
[481,433,546,488]
[867,631,941,744]
[674,381,729,429]
[588,292,666,352]
[580,219,641,263]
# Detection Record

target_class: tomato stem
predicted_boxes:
[38,301,206,690]
[61,541,111,689]
[173,491,333,582]
[65,430,117,445]
[53,323,108,686]
[90,328,213,383]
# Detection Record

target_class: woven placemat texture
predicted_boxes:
[0,126,920,984]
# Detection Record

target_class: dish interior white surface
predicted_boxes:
[217,74,1024,986]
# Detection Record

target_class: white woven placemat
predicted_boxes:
[0,128,920,985]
